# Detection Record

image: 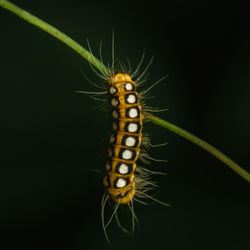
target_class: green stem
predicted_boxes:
[145,113,250,182]
[0,0,108,74]
[1,0,249,182]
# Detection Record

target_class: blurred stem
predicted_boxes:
[1,0,249,182]
[145,113,250,182]
[0,0,108,74]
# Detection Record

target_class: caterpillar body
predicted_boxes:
[103,73,143,204]
[78,42,169,242]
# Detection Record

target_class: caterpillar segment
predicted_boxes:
[103,73,143,204]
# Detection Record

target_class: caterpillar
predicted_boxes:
[77,40,169,242]
[103,73,143,204]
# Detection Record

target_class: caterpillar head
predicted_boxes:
[108,73,135,85]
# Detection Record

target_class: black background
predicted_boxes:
[0,0,249,249]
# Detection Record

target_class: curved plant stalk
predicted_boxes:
[0,0,108,74]
[145,113,250,182]
[0,0,249,182]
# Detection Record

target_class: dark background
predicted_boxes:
[0,0,249,249]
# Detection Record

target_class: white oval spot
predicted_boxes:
[124,83,133,91]
[110,134,116,143]
[127,123,138,132]
[125,136,136,147]
[106,162,111,171]
[116,178,127,188]
[128,108,138,118]
[126,94,136,104]
[103,176,109,186]
[112,110,119,118]
[108,148,113,157]
[118,163,129,174]
[109,86,117,94]
[111,98,119,106]
[112,122,118,130]
[122,149,133,160]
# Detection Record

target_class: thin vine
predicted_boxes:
[0,0,249,182]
